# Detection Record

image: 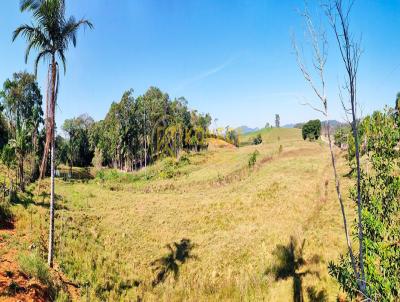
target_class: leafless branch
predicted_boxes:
[325,0,367,295]
[294,1,363,296]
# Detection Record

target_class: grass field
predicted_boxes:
[7,128,354,301]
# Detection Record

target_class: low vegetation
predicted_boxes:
[253,134,263,145]
[3,128,356,301]
[18,252,50,285]
[0,201,12,225]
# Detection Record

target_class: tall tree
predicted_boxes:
[13,0,93,267]
[0,72,43,189]
[89,87,211,170]
[292,1,362,298]
[275,114,280,128]
[326,0,366,295]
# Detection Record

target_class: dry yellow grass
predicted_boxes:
[9,128,355,301]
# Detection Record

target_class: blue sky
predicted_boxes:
[0,0,399,129]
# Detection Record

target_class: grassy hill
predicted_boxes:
[6,128,353,301]
[239,127,300,146]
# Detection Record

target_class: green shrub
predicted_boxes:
[248,150,260,169]
[160,158,179,179]
[95,169,105,181]
[302,120,321,141]
[18,252,50,285]
[0,201,12,223]
[178,154,191,165]
[253,134,262,145]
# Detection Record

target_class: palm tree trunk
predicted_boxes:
[48,127,55,267]
[47,58,57,268]
[19,158,24,192]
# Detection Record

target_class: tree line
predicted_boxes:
[57,87,212,172]
[0,77,213,185]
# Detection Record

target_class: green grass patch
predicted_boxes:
[18,252,51,285]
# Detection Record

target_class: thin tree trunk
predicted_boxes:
[48,127,55,267]
[39,65,53,179]
[19,158,24,192]
[351,117,366,292]
[47,58,57,268]
[326,120,359,280]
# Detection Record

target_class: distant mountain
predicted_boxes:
[321,120,345,128]
[282,123,296,128]
[283,120,344,129]
[235,125,259,134]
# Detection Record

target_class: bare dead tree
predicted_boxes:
[325,0,366,295]
[292,1,360,294]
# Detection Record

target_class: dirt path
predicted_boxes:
[0,218,81,302]
[0,221,49,302]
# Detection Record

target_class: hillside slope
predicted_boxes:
[5,128,353,301]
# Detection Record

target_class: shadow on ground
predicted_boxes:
[266,236,326,302]
[151,238,197,287]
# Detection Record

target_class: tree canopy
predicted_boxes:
[301,120,321,141]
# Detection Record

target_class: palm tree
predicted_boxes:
[9,123,30,192]
[13,0,93,267]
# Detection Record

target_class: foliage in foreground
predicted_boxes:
[329,109,400,301]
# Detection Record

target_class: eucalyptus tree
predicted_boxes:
[62,114,94,172]
[89,87,212,170]
[0,72,42,138]
[13,0,93,267]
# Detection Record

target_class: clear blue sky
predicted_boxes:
[0,0,399,129]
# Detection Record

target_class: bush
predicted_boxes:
[253,134,262,145]
[160,158,179,179]
[179,153,190,165]
[248,150,260,169]
[92,147,103,169]
[0,201,12,224]
[18,252,50,285]
[334,126,350,147]
[302,119,321,141]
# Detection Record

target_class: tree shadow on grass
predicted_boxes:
[151,238,197,287]
[13,190,66,210]
[266,236,322,302]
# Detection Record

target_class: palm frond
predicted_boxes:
[62,17,94,48]
[15,0,92,78]
[13,24,52,59]
[12,24,34,42]
[34,50,51,77]
[19,0,43,11]
[57,49,66,74]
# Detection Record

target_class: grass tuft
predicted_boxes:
[18,252,50,285]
